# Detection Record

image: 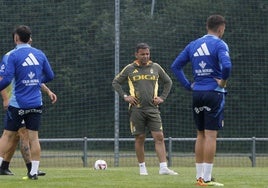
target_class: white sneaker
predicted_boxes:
[139,167,148,175]
[159,167,178,175]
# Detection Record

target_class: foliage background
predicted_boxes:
[0,0,267,160]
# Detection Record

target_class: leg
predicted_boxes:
[197,130,224,186]
[18,127,31,164]
[194,91,224,186]
[135,134,146,163]
[28,129,40,176]
[151,131,178,175]
[196,129,219,185]
[195,130,205,180]
[0,130,19,166]
[195,130,217,180]
[135,134,148,175]
[195,130,205,163]
[18,126,34,176]
[0,106,25,175]
[19,127,45,176]
[0,132,19,175]
[203,130,217,163]
[145,109,177,175]
[151,131,166,163]
[2,133,19,162]
[202,130,217,182]
[23,110,42,179]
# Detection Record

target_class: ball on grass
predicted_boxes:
[94,159,107,170]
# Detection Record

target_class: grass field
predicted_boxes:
[0,167,267,188]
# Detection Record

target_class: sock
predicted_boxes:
[139,162,146,168]
[0,157,3,167]
[1,161,10,170]
[203,163,213,182]
[26,162,32,174]
[30,161,40,176]
[159,162,167,169]
[196,163,204,179]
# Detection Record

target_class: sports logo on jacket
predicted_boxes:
[22,53,40,66]
[195,61,213,76]
[199,61,206,69]
[194,43,210,57]
[133,69,138,73]
[132,74,157,81]
[28,71,35,79]
[22,71,39,86]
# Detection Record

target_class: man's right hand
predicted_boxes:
[124,95,138,106]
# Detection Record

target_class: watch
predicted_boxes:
[123,94,128,98]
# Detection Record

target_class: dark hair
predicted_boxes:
[135,43,150,52]
[13,25,32,43]
[206,15,226,32]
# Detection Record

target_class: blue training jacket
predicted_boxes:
[0,44,54,108]
[171,34,232,92]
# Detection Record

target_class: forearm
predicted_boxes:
[1,90,9,101]
[41,83,51,94]
[0,78,11,91]
[1,89,9,110]
[171,68,191,91]
[160,80,172,100]
[112,80,127,98]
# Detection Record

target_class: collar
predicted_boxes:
[15,44,31,49]
[133,60,152,67]
[204,34,219,39]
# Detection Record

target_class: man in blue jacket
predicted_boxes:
[0,25,54,180]
[171,15,232,186]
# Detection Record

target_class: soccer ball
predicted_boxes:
[94,159,107,170]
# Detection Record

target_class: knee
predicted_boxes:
[135,134,146,144]
[153,133,164,144]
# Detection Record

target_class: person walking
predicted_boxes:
[171,15,232,186]
[0,36,57,176]
[0,25,54,180]
[113,42,177,176]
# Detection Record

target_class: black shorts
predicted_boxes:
[192,91,225,131]
[4,106,42,131]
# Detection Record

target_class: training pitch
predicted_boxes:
[0,167,267,188]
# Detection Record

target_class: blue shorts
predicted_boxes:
[192,91,225,131]
[4,106,42,131]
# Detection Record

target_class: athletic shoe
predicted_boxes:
[204,180,224,186]
[22,173,38,180]
[139,167,148,175]
[38,170,46,176]
[0,168,14,175]
[196,177,224,186]
[159,167,178,175]
[196,177,207,186]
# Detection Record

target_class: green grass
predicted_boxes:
[0,167,267,188]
